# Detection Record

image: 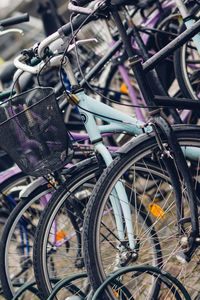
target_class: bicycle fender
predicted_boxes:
[19,157,98,199]
[116,132,154,154]
[0,165,21,184]
[19,177,46,198]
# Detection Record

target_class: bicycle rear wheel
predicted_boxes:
[83,124,200,300]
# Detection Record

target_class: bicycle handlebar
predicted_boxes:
[15,37,97,74]
[58,13,94,37]
[38,12,96,57]
[0,13,29,28]
[13,4,99,70]
[68,2,93,15]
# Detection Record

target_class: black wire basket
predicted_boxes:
[0,87,73,177]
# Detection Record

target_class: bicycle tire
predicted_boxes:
[173,3,200,102]
[33,158,102,299]
[0,182,52,300]
[0,156,101,299]
[0,170,35,299]
[0,170,34,240]
[33,155,169,299]
[83,124,200,299]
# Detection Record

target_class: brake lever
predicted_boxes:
[0,28,24,36]
[68,1,106,15]
[68,2,93,15]
[67,38,98,52]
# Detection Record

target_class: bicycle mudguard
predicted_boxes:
[116,124,200,155]
[19,177,46,198]
[19,156,100,198]
[0,165,21,183]
[116,131,155,154]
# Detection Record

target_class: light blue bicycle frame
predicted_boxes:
[75,90,149,249]
[65,56,150,249]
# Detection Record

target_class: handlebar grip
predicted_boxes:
[58,13,94,37]
[0,13,29,27]
[71,0,93,6]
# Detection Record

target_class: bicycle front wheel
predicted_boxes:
[83,124,200,299]
[33,157,102,299]
[33,154,164,299]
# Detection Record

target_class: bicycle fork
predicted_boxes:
[150,114,200,263]
[62,54,141,262]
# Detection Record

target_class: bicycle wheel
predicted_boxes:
[0,182,53,300]
[33,154,171,299]
[83,124,200,300]
[173,4,200,102]
[0,156,99,299]
[0,169,35,299]
[33,158,102,299]
[0,169,34,235]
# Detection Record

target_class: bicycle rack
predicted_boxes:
[11,278,59,299]
[91,266,192,300]
[47,273,88,300]
[11,267,191,299]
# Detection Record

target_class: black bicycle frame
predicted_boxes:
[80,10,200,94]
[110,5,200,261]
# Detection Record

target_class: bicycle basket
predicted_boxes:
[0,87,72,177]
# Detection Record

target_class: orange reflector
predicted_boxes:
[113,290,119,297]
[149,203,166,219]
[120,83,128,94]
[47,182,58,188]
[56,230,68,241]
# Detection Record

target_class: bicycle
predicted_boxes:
[1,1,200,298]
[24,1,200,299]
[0,12,166,297]
[64,1,200,299]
